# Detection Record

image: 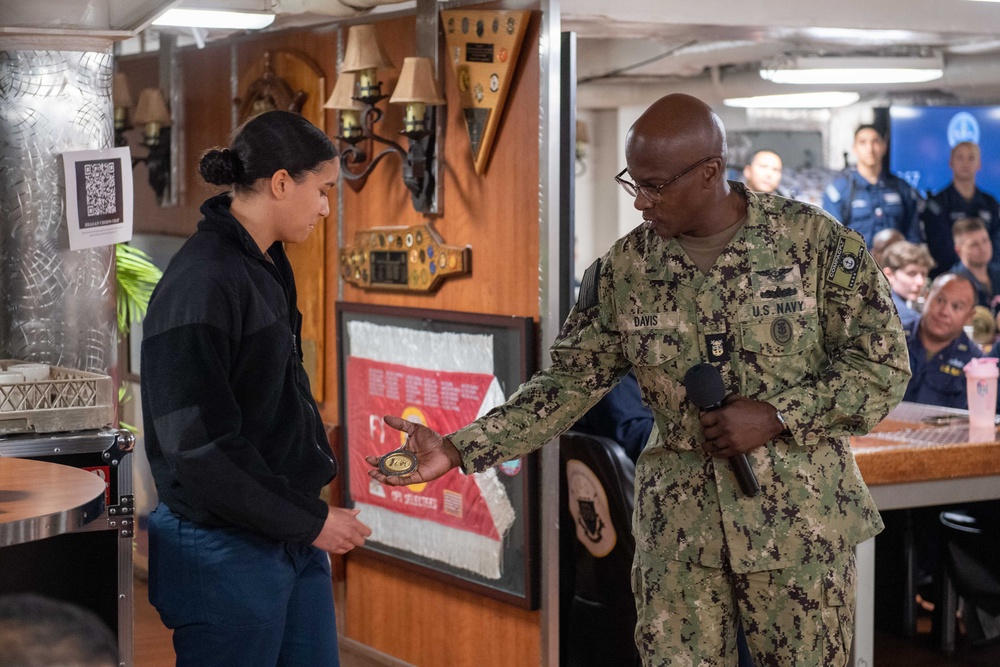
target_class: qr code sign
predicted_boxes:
[84,161,117,217]
[75,158,124,229]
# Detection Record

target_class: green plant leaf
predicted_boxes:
[116,243,163,337]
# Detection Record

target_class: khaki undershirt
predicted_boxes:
[676,215,748,275]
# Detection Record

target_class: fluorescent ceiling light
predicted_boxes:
[724,92,861,109]
[760,56,944,85]
[153,9,275,30]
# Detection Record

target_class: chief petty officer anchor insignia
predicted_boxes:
[705,332,729,363]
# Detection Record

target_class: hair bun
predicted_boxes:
[199,148,243,186]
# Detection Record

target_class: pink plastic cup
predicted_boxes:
[963,357,999,429]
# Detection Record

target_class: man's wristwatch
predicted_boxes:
[775,410,789,433]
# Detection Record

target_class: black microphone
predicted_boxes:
[683,363,761,498]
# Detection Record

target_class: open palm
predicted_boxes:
[365,415,463,486]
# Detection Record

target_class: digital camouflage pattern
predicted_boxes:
[633,547,856,665]
[450,181,910,572]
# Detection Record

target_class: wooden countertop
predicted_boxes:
[851,402,1000,486]
[0,457,107,547]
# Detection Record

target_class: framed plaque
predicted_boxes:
[336,303,538,607]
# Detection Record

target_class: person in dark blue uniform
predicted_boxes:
[922,142,1000,278]
[903,273,981,408]
[949,217,1000,311]
[822,124,922,248]
[572,370,653,463]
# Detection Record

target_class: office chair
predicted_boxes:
[559,430,640,667]
[938,509,1000,654]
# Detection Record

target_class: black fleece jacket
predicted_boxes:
[141,194,335,545]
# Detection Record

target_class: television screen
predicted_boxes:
[889,105,1000,198]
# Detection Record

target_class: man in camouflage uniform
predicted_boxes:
[369,94,911,666]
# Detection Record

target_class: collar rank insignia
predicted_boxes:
[705,332,729,363]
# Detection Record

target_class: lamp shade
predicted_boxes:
[112,73,132,108]
[133,88,172,126]
[324,72,364,110]
[341,24,393,73]
[389,57,445,106]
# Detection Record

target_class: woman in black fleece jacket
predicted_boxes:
[141,111,370,667]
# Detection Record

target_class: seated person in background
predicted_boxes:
[902,273,980,409]
[742,150,783,195]
[880,241,934,329]
[949,217,1000,312]
[871,228,905,268]
[922,141,1000,278]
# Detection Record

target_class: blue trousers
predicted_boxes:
[148,504,339,667]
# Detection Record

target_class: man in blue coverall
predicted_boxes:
[823,124,922,248]
[922,141,1000,278]
[902,272,982,408]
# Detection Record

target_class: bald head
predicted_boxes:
[626,94,727,169]
[621,94,743,239]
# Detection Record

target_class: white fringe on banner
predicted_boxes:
[357,467,515,578]
[347,321,495,374]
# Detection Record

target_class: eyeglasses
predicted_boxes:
[615,155,721,203]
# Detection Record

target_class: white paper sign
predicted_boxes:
[62,146,134,251]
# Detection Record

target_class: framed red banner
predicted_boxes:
[335,303,537,608]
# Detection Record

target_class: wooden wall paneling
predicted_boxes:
[347,554,540,667]
[335,6,543,667]
[118,45,232,237]
[233,27,341,138]
[178,44,233,218]
[337,12,541,319]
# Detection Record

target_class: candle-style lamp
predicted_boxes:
[324,72,365,144]
[133,88,172,148]
[339,24,393,103]
[132,88,172,203]
[330,24,446,213]
[389,57,445,139]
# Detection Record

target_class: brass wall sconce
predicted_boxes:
[132,88,173,205]
[324,24,445,214]
[113,73,172,205]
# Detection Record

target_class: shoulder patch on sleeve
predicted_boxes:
[825,183,841,203]
[827,233,865,291]
[576,258,601,311]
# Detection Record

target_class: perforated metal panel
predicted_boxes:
[0,49,117,376]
